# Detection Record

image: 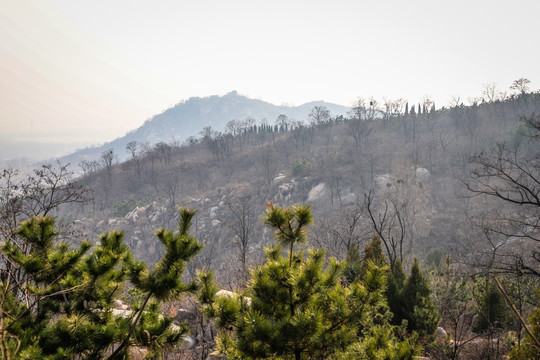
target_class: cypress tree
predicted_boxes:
[472,281,513,333]
[401,259,439,338]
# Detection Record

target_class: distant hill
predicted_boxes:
[59,91,350,166]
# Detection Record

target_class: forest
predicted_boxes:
[0,79,539,359]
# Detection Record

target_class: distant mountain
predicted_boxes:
[59,91,350,166]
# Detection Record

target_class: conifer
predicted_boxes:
[0,208,203,359]
[202,204,419,359]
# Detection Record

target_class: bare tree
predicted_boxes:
[275,114,290,132]
[255,145,278,192]
[222,196,256,284]
[311,204,369,259]
[510,78,531,96]
[154,141,173,164]
[309,106,333,147]
[364,191,406,268]
[465,115,540,277]
[101,148,114,187]
[482,82,499,103]
[126,140,144,180]
[0,162,90,289]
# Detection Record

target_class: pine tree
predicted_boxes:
[201,204,419,359]
[0,209,203,359]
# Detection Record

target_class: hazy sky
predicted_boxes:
[1,0,539,153]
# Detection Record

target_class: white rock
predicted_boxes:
[435,326,447,341]
[273,173,286,183]
[307,182,330,203]
[416,167,430,180]
[374,174,393,188]
[340,193,357,207]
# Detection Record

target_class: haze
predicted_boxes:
[1,0,539,160]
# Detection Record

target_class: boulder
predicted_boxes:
[435,326,447,341]
[307,182,330,203]
[416,167,430,181]
[374,174,393,189]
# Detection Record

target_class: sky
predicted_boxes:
[1,0,539,159]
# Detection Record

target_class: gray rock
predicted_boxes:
[307,182,330,203]
[435,326,447,341]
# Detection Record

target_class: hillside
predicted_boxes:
[59,91,350,166]
[2,90,539,359]
[42,91,534,288]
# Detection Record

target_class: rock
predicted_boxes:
[112,308,133,318]
[340,192,357,207]
[307,182,330,203]
[95,220,106,231]
[273,173,286,183]
[208,351,227,359]
[211,219,221,227]
[416,167,430,180]
[216,289,252,306]
[457,312,476,331]
[114,299,129,311]
[374,174,393,189]
[435,326,447,341]
[129,346,148,359]
[209,206,219,218]
[125,208,139,222]
[176,308,197,322]
[181,335,196,349]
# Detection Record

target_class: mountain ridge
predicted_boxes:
[58,91,350,166]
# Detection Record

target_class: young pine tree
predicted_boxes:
[201,204,419,360]
[0,209,203,359]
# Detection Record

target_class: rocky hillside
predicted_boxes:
[60,91,539,286]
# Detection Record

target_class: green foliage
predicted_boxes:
[111,197,145,217]
[0,208,203,359]
[423,248,446,270]
[384,259,438,338]
[401,259,439,338]
[386,260,406,328]
[291,159,312,177]
[472,279,513,333]
[361,235,388,277]
[201,204,420,359]
[343,244,362,284]
[508,290,540,359]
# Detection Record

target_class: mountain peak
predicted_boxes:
[59,93,350,166]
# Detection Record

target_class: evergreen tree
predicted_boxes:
[386,260,407,328]
[472,280,513,334]
[0,208,203,359]
[401,259,439,338]
[201,204,419,359]
[343,243,362,284]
